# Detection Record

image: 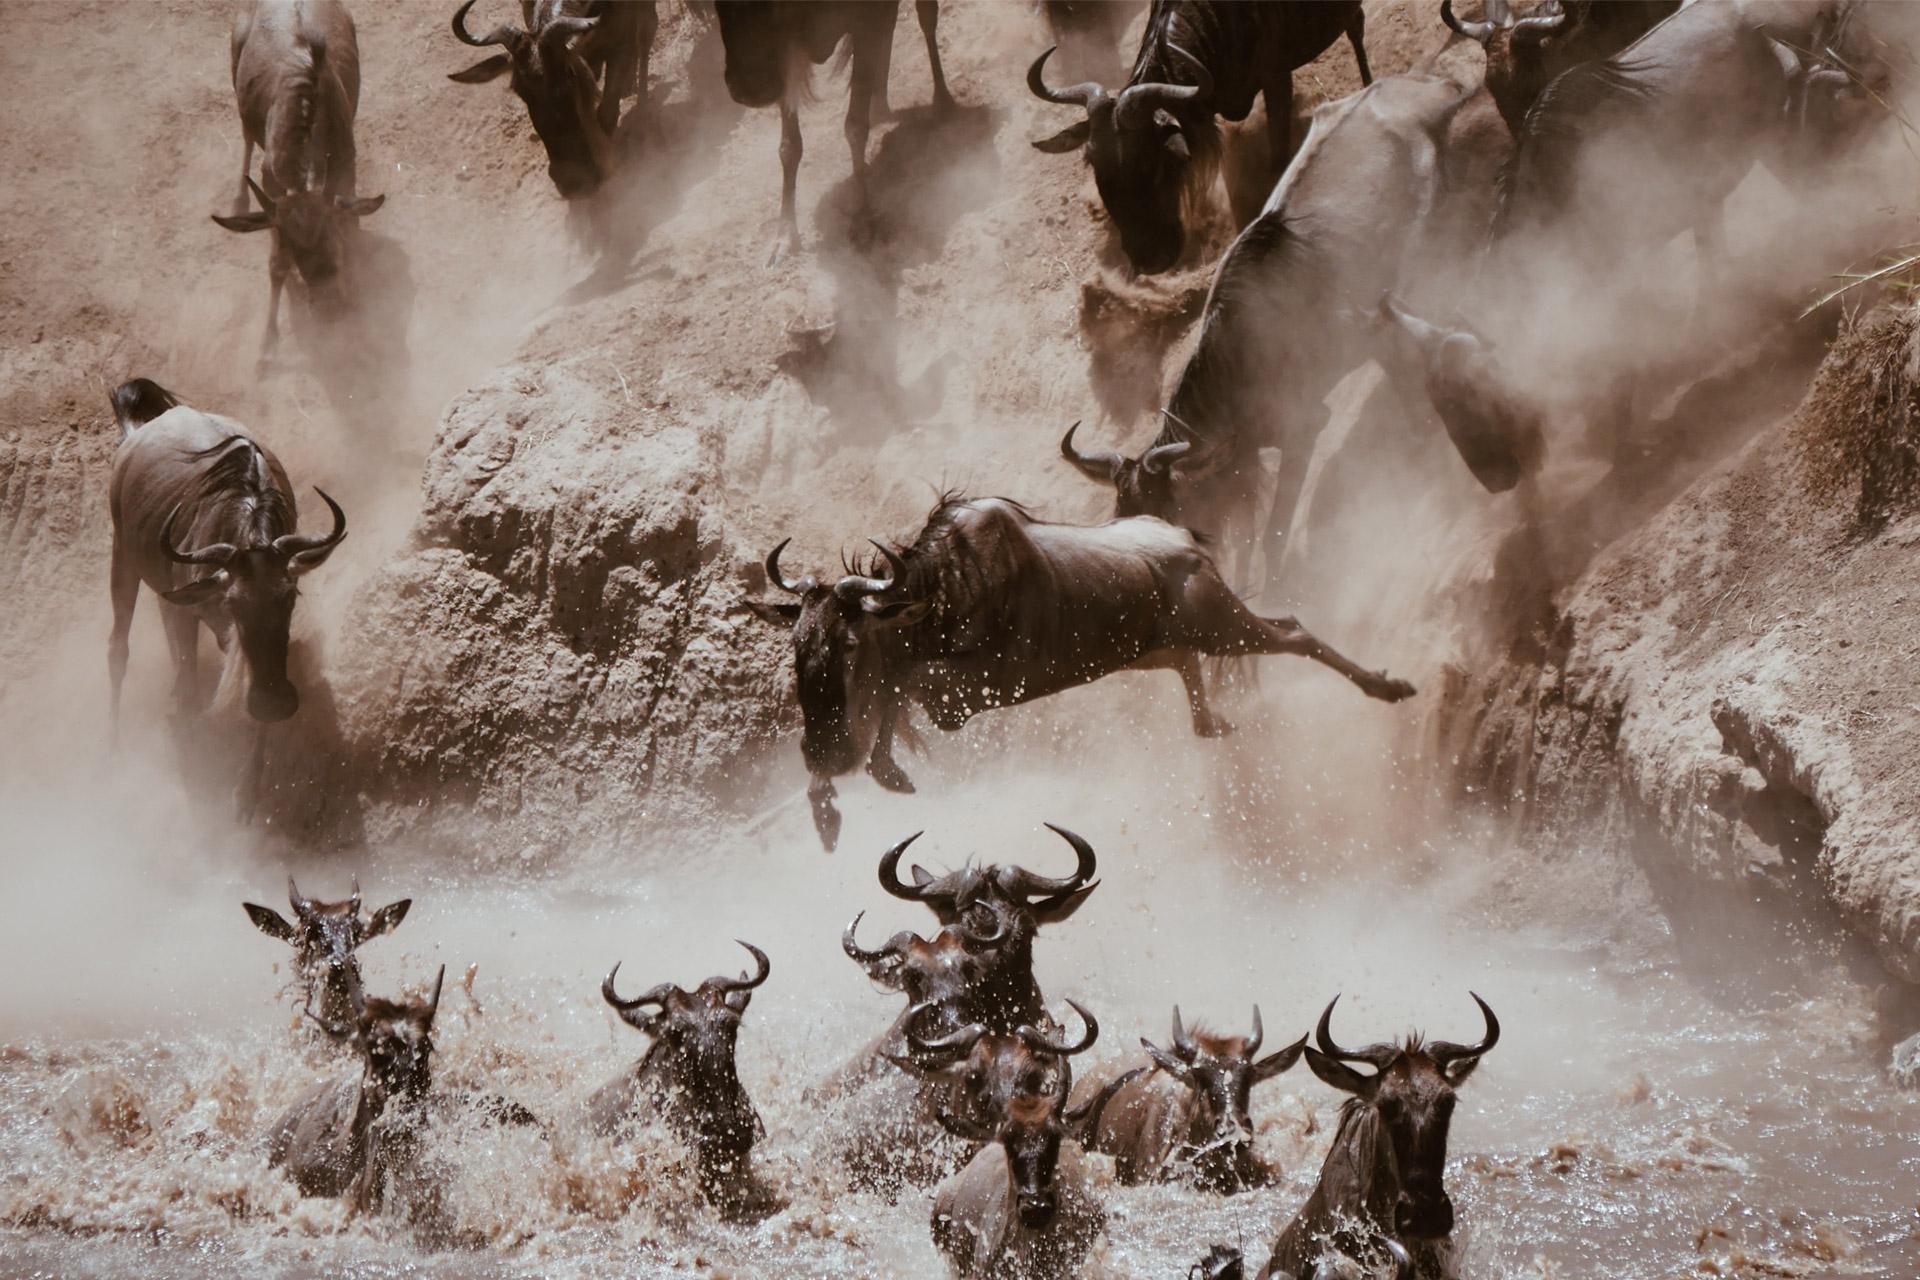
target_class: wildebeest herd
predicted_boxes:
[99,0,1904,1275]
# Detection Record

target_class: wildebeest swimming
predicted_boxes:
[714,0,954,263]
[243,876,412,1031]
[592,941,776,1215]
[1060,71,1479,590]
[1441,0,1680,135]
[447,0,658,200]
[1028,0,1372,274]
[749,497,1414,850]
[1076,1005,1305,1193]
[105,379,347,815]
[213,0,386,359]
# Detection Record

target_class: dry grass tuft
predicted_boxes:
[1797,304,1920,528]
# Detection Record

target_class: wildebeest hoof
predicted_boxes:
[867,758,916,793]
[810,789,842,852]
[1367,673,1417,703]
[1194,714,1235,738]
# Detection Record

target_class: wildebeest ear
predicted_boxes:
[244,903,296,942]
[1302,1045,1377,1099]
[1142,1039,1192,1082]
[1032,120,1091,154]
[211,211,275,234]
[867,599,931,627]
[1031,882,1098,924]
[161,575,229,607]
[363,898,411,941]
[448,54,514,84]
[338,194,386,218]
[1441,1053,1484,1086]
[743,600,802,627]
[1252,1032,1309,1082]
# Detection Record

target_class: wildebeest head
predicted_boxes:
[746,538,930,780]
[1059,417,1200,522]
[903,1000,1106,1229]
[1440,0,1574,132]
[844,913,996,1030]
[212,178,385,315]
[245,876,412,1025]
[602,940,771,1083]
[1304,994,1500,1241]
[1029,44,1218,274]
[448,0,615,198]
[712,1,799,110]
[311,965,446,1103]
[1141,1006,1307,1191]
[158,487,347,721]
[1764,30,1877,170]
[876,823,1101,938]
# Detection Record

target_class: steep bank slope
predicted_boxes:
[1453,308,1920,1010]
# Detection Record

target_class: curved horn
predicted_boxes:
[245,176,277,216]
[905,1003,987,1057]
[1246,1005,1263,1057]
[1027,46,1106,109]
[1115,42,1212,130]
[1510,4,1570,36]
[713,940,771,993]
[349,876,361,915]
[1171,1006,1198,1059]
[878,831,931,901]
[1141,440,1192,475]
[833,539,905,601]
[425,964,446,1021]
[1428,992,1501,1065]
[161,503,237,567]
[1019,999,1099,1057]
[537,13,596,46]
[1440,0,1495,43]
[1060,422,1123,483]
[1005,823,1098,900]
[959,904,1009,947]
[272,488,347,562]
[287,875,315,920]
[601,962,678,1017]
[842,911,899,975]
[1315,996,1398,1069]
[765,538,809,595]
[452,0,518,48]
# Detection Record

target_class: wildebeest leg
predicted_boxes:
[916,1,955,111]
[808,774,842,852]
[1257,446,1311,598]
[1345,7,1373,86]
[845,35,883,214]
[107,545,139,743]
[234,138,255,217]
[869,7,897,120]
[1176,571,1415,702]
[262,234,289,359]
[1172,650,1232,738]
[160,605,203,714]
[866,696,915,792]
[236,724,267,825]
[771,102,803,265]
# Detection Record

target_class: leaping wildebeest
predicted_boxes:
[243,876,412,1031]
[748,497,1414,850]
[1028,0,1372,274]
[446,0,658,200]
[1253,995,1500,1280]
[903,1002,1126,1280]
[1059,72,1480,590]
[106,379,347,816]
[1440,0,1680,136]
[713,0,955,263]
[213,0,386,359]
[593,941,777,1216]
[1076,1006,1306,1193]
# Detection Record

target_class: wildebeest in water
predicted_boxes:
[105,379,347,818]
[243,876,411,1031]
[446,0,659,200]
[213,0,386,360]
[1028,0,1372,274]
[748,497,1415,850]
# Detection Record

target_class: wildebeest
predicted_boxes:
[267,965,445,1211]
[1059,72,1478,589]
[1440,0,1680,135]
[748,498,1414,850]
[105,380,347,812]
[212,0,386,359]
[1077,1006,1305,1192]
[1028,0,1372,274]
[447,0,658,199]
[714,0,954,262]
[243,876,411,1030]
[905,1002,1121,1279]
[591,941,775,1215]
[1256,995,1500,1280]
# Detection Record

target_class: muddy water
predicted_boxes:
[5,686,1918,1280]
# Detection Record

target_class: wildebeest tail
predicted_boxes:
[109,378,181,439]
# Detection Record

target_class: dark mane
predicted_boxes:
[189,436,295,547]
[1493,55,1660,240]
[861,494,1060,659]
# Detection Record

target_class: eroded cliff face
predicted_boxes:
[1449,310,1920,1000]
